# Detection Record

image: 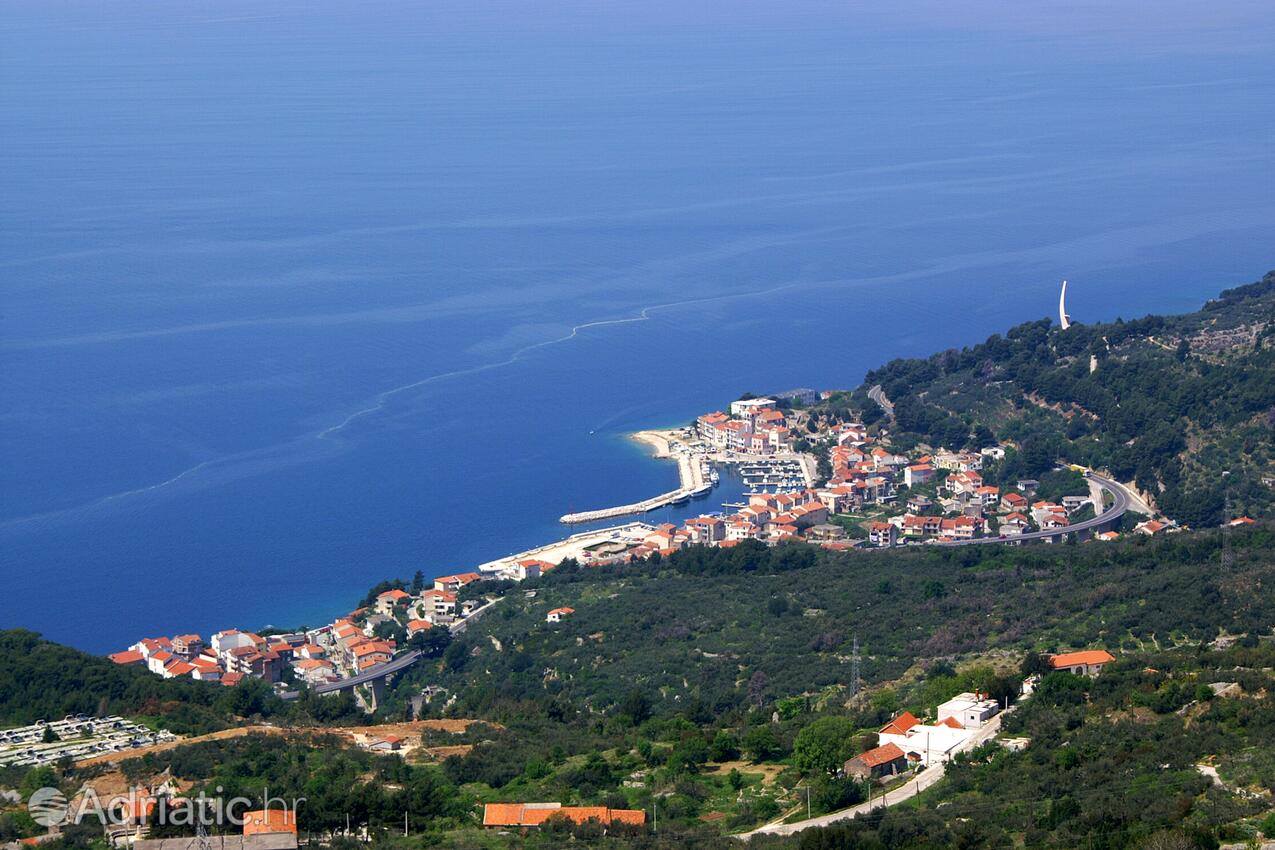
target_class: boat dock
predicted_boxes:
[560,439,709,523]
[559,432,819,524]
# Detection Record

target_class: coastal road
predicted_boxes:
[450,597,500,634]
[941,471,1130,546]
[867,385,894,417]
[279,650,424,700]
[743,711,1008,839]
[281,602,498,700]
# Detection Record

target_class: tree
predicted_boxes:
[668,735,709,773]
[41,726,59,743]
[793,716,857,776]
[410,570,425,594]
[742,725,779,762]
[710,730,740,762]
[620,690,651,726]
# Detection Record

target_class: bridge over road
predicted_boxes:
[943,471,1132,546]
[280,650,422,710]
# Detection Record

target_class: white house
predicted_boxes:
[1050,649,1115,676]
[936,692,1000,728]
[546,607,575,623]
[730,397,776,418]
[876,711,969,766]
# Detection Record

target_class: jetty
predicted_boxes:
[560,429,709,523]
[559,430,818,524]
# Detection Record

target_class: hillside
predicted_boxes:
[0,630,366,735]
[814,271,1275,527]
[396,527,1274,723]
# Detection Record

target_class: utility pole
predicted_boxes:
[851,634,861,698]
[1222,472,1234,568]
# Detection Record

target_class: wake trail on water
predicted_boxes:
[8,200,1260,532]
[0,272,889,532]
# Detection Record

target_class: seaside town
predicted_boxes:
[105,390,1220,696]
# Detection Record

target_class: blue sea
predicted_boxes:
[2,1,1273,653]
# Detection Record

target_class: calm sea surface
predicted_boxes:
[2,1,1273,652]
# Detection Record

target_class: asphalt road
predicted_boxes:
[942,471,1130,546]
[867,385,894,417]
[744,711,1010,838]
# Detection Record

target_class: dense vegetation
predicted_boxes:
[5,276,1275,849]
[816,271,1275,526]
[390,526,1273,723]
[917,640,1275,849]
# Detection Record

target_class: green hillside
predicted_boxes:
[815,271,1275,527]
[396,528,1274,723]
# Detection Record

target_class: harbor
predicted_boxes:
[558,427,817,524]
[559,429,711,523]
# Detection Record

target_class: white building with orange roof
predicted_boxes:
[131,636,173,658]
[725,518,760,542]
[1000,512,1030,535]
[293,658,336,684]
[418,589,458,618]
[974,485,1000,506]
[683,515,725,545]
[376,588,412,616]
[406,618,435,637]
[696,411,730,443]
[1050,649,1115,676]
[434,572,482,593]
[730,397,776,418]
[939,516,983,540]
[904,463,935,487]
[945,470,984,496]
[877,711,970,765]
[188,657,222,681]
[546,607,574,623]
[868,521,897,547]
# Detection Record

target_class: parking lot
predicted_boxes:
[0,716,176,767]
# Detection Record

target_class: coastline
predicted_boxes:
[631,427,698,491]
[558,428,707,523]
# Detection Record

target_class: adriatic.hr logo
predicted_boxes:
[23,786,304,828]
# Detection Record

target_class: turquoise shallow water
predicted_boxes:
[2,1,1273,652]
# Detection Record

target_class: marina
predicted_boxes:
[559,427,817,524]
[558,429,710,523]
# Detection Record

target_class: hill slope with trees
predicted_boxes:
[814,271,1275,527]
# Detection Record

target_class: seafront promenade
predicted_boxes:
[477,522,656,571]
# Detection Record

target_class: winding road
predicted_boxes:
[743,709,1011,838]
[867,384,894,417]
[942,471,1130,546]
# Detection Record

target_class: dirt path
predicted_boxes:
[73,719,496,768]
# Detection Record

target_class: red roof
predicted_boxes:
[109,650,145,665]
[1050,649,1115,668]
[880,711,920,735]
[853,742,906,768]
[243,809,296,836]
[482,804,645,827]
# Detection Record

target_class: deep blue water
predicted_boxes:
[2,1,1273,653]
